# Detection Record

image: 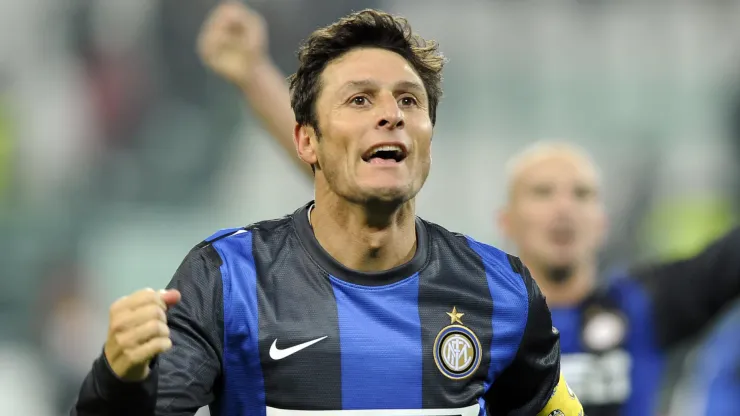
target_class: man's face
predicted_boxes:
[307,47,433,205]
[500,151,607,272]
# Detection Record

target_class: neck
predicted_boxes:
[310,189,417,273]
[524,258,597,307]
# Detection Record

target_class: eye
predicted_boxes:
[531,184,553,198]
[574,186,594,201]
[350,96,369,106]
[399,96,418,107]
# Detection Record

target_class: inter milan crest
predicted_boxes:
[433,307,482,380]
[581,306,627,352]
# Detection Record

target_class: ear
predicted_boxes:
[294,123,318,166]
[429,139,433,166]
[496,206,512,240]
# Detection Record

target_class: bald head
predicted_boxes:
[498,141,607,282]
[505,141,602,203]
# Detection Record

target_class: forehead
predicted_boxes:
[320,48,424,92]
[512,151,601,191]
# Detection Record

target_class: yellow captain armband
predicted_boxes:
[537,372,584,416]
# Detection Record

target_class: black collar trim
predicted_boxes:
[292,201,429,286]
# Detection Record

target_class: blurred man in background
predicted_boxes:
[498,143,740,416]
[198,3,740,416]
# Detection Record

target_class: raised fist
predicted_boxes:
[197,1,268,88]
[103,288,181,381]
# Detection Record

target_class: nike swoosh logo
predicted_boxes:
[269,336,328,360]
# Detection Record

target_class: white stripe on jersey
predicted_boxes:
[266,403,479,416]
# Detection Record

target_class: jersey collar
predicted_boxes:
[292,201,429,286]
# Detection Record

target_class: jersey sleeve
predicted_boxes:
[631,226,740,349]
[484,257,584,416]
[71,244,225,416]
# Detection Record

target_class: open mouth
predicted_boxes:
[361,144,408,164]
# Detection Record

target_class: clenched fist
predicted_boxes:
[104,288,181,381]
[198,1,268,88]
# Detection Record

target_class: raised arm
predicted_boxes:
[197,1,312,178]
[632,226,740,349]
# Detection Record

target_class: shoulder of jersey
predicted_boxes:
[420,218,528,282]
[197,214,293,248]
[466,233,529,280]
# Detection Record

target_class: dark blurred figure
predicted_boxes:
[730,80,740,211]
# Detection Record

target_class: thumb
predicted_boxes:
[159,289,182,307]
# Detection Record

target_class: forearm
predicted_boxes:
[238,58,311,177]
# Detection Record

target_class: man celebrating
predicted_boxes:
[199,3,740,414]
[72,6,583,416]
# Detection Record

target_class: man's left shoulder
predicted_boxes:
[464,235,531,298]
[423,219,530,298]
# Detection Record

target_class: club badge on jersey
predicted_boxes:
[582,306,628,352]
[433,307,482,380]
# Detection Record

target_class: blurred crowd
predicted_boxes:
[1,0,740,415]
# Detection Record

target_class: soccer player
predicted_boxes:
[498,143,740,416]
[71,8,584,416]
[198,4,740,416]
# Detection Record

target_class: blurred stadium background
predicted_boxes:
[1,0,740,415]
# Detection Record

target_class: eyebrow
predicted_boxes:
[337,79,427,96]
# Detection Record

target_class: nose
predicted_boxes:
[376,96,405,130]
[553,191,578,214]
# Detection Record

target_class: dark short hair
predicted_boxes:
[288,9,446,134]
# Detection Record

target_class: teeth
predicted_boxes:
[371,145,403,155]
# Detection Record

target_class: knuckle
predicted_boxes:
[113,332,126,347]
[144,291,159,303]
[152,305,166,321]
[123,348,140,364]
[133,288,153,299]
[109,298,125,315]
[159,322,170,337]
[147,320,161,335]
[135,288,157,303]
[110,317,124,333]
[161,338,173,351]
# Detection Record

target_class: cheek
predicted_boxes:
[420,142,433,161]
[316,127,351,167]
[521,204,552,230]
[326,120,363,161]
[416,124,433,157]
[513,209,545,240]
[584,210,606,240]
[416,147,432,171]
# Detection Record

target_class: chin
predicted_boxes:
[355,185,416,207]
[366,189,410,204]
